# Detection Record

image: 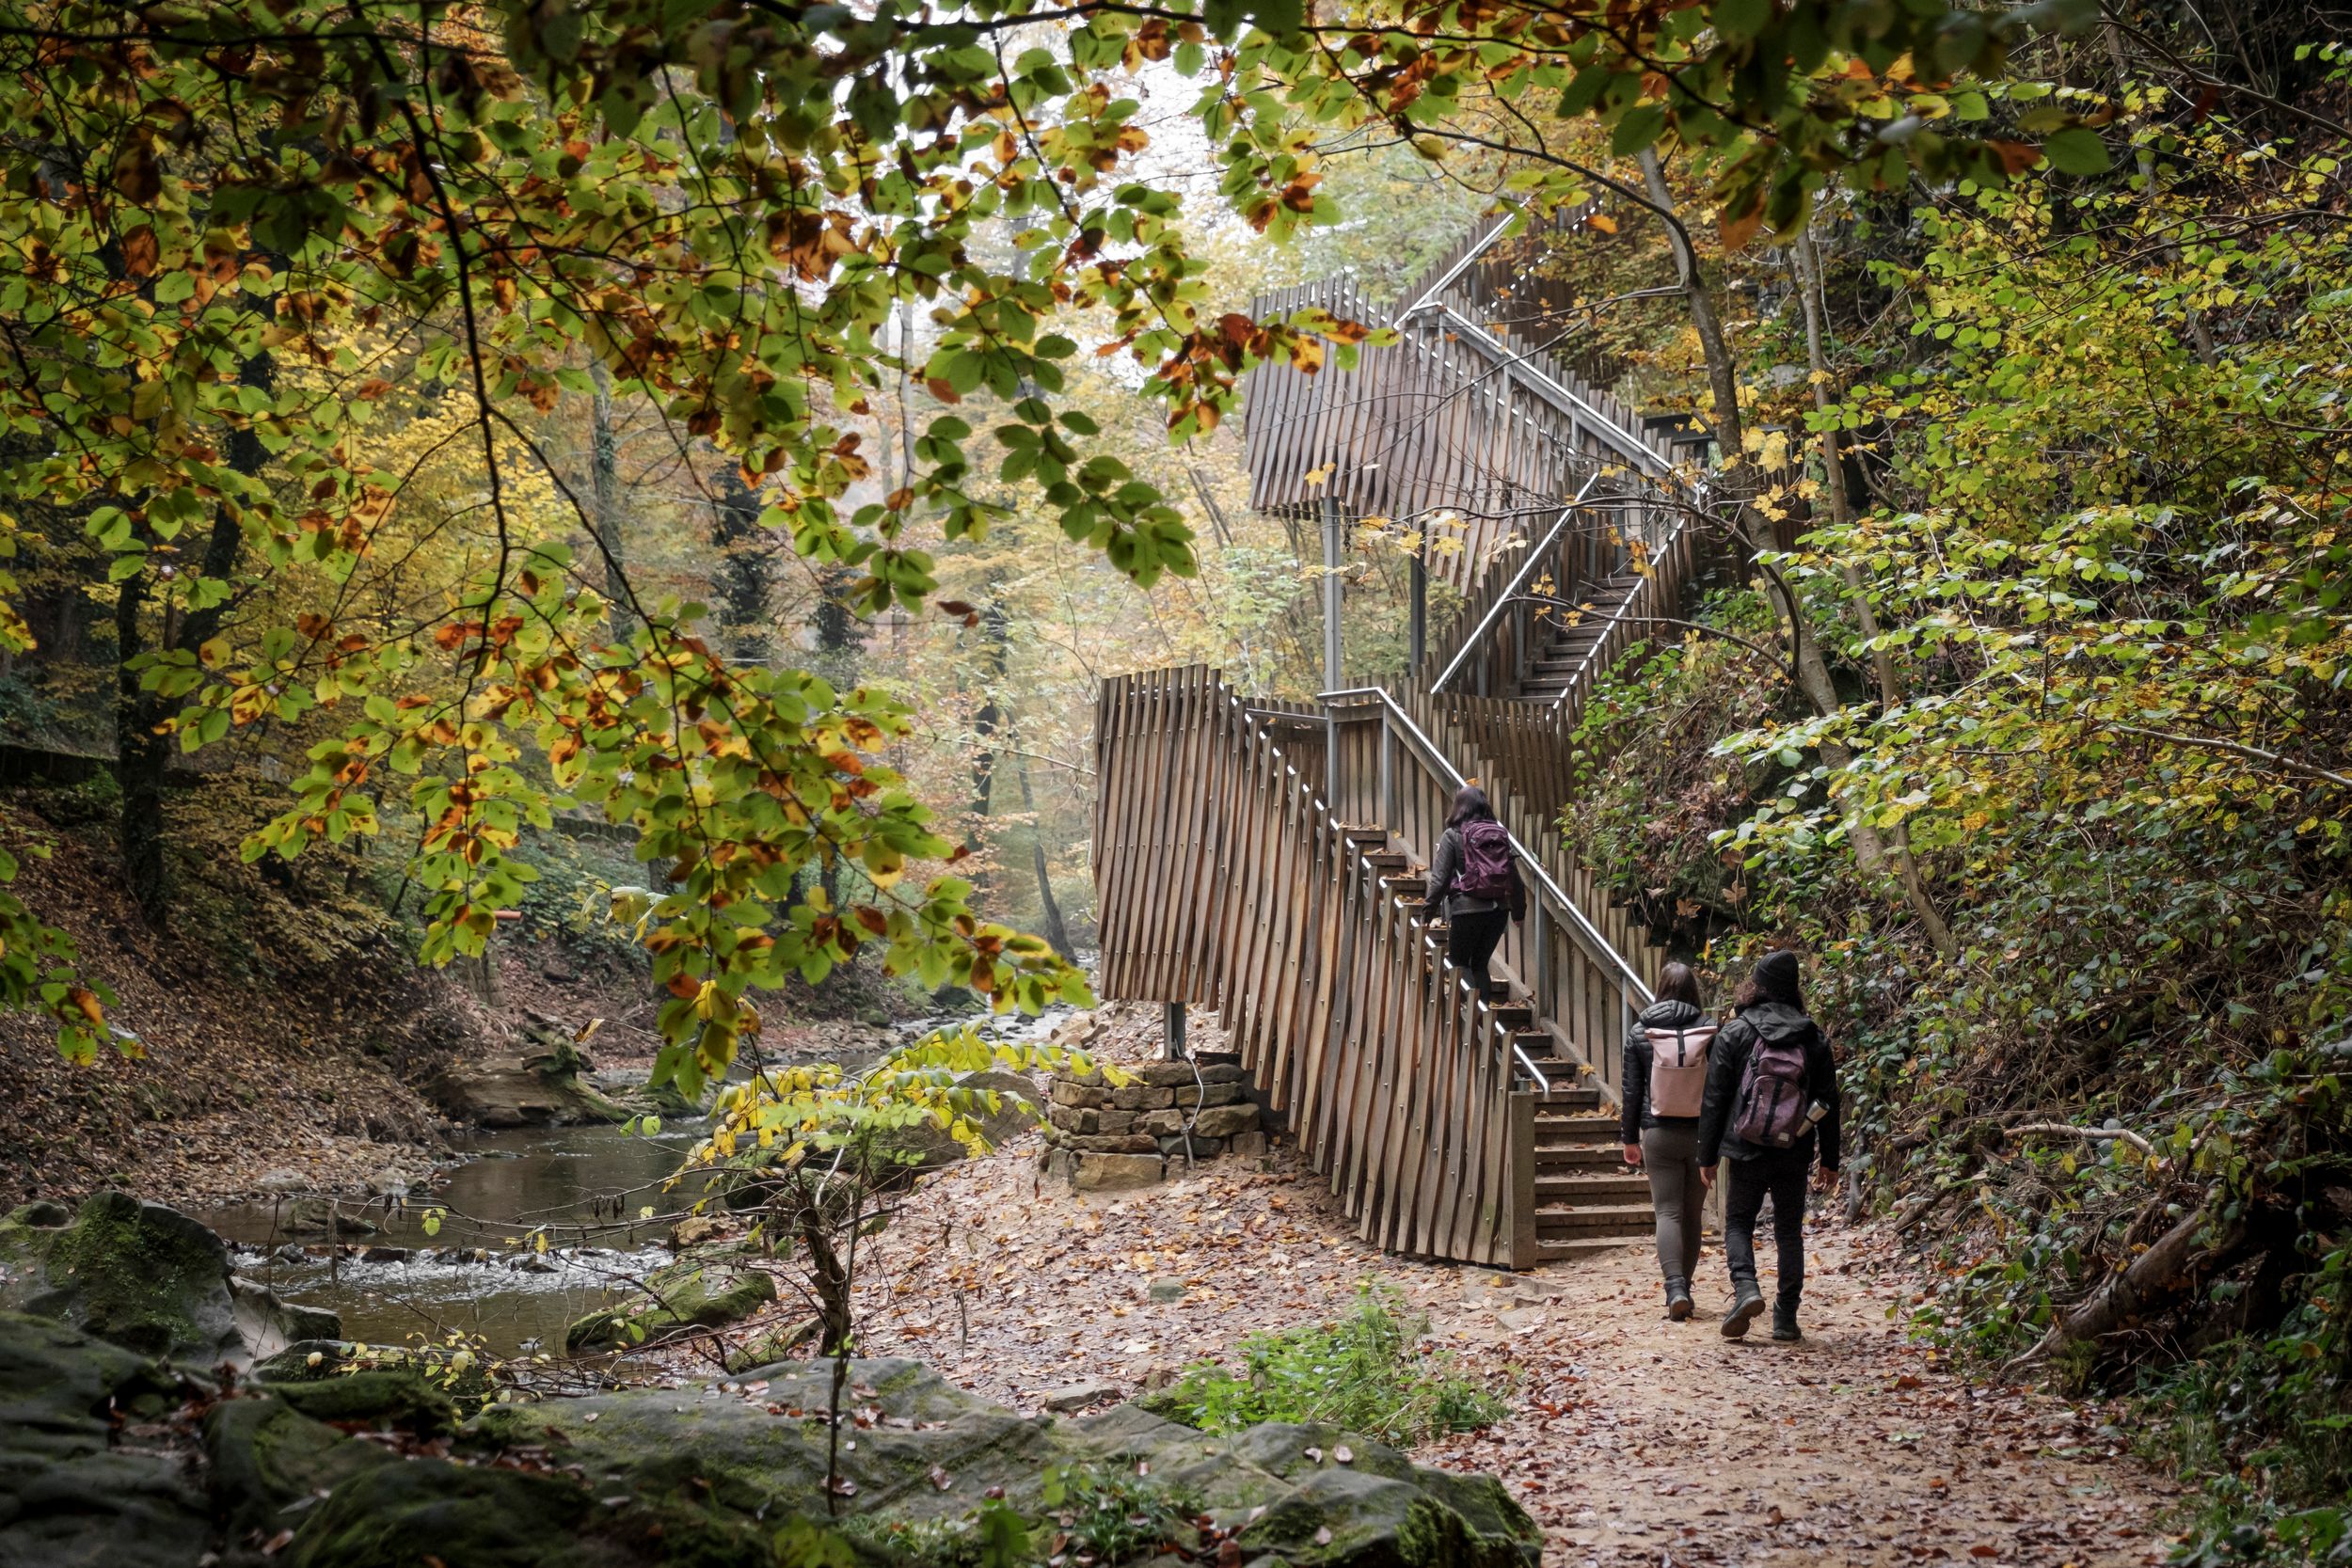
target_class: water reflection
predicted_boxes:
[201,998,1083,1357]
[207,1123,723,1355]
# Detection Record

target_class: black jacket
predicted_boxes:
[1694,1001,1841,1169]
[1425,823,1526,921]
[1620,998,1711,1141]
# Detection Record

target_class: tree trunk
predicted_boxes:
[2057,1198,2249,1346]
[1637,149,1749,487]
[589,361,630,634]
[113,350,272,927]
[966,593,1009,905]
[710,467,773,665]
[1791,229,1958,958]
[1014,751,1075,959]
[112,565,168,924]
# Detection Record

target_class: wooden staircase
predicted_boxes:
[1515,575,1642,705]
[1373,845,1653,1262]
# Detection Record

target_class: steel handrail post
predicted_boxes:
[1320,685,1655,1007]
[1428,472,1602,695]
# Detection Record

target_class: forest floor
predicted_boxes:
[809,1006,2183,1568]
[836,1142,2180,1567]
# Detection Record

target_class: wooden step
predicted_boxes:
[1535,1236,1645,1264]
[1487,1002,1534,1030]
[1533,1140,1629,1168]
[1535,1203,1655,1238]
[1342,827,1389,846]
[1533,1114,1620,1146]
[1535,1172,1650,1203]
[1529,1083,1601,1109]
[1361,850,1409,871]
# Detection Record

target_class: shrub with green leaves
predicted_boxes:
[1144,1281,1507,1445]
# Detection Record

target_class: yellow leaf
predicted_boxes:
[1587,211,1618,234]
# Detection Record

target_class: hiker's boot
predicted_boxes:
[1665,1277,1693,1322]
[1721,1281,1765,1338]
[1772,1294,1803,1342]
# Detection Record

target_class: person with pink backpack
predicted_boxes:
[1696,949,1841,1342]
[1620,961,1718,1321]
[1422,785,1525,995]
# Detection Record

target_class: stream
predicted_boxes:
[205,997,1084,1357]
[208,1121,704,1357]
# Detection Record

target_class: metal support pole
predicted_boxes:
[1530,897,1551,1015]
[1165,1001,1187,1061]
[1321,496,1345,697]
[1407,535,1427,675]
[1378,720,1395,833]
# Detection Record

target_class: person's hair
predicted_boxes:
[1446,784,1494,828]
[1656,961,1703,1008]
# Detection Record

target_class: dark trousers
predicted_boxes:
[1724,1149,1810,1304]
[1446,909,1509,993]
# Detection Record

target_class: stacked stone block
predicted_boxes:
[1037,1050,1268,1191]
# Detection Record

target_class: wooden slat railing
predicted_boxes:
[1318,686,1662,1111]
[1094,665,1538,1267]
[1242,212,1679,597]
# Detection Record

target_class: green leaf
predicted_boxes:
[1610,103,1666,158]
[2042,127,2111,176]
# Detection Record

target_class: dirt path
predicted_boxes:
[1425,1235,2178,1567]
[834,1134,2181,1568]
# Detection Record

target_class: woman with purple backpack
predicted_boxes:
[1619,961,1719,1322]
[1696,949,1841,1342]
[1422,785,1525,995]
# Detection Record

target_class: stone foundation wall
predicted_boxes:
[1036,1048,1268,1191]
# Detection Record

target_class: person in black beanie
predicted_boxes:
[1696,949,1840,1341]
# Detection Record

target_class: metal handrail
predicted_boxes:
[1427,472,1602,696]
[1546,507,1690,715]
[1319,683,1657,1006]
[1219,686,1552,1096]
[1425,305,1671,478]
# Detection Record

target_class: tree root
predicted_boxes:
[2002,1122,2156,1158]
[2001,1196,2249,1380]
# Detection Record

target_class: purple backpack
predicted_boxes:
[1454,819,1515,901]
[1730,1025,1813,1148]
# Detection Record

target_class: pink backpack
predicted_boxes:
[1645,1022,1716,1118]
[1454,819,1516,900]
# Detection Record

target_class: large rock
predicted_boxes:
[427,1033,632,1129]
[1073,1152,1164,1191]
[564,1247,776,1353]
[281,1458,614,1568]
[203,1390,396,1537]
[0,1320,1543,1568]
[0,1194,339,1367]
[875,1069,1045,1173]
[444,1359,1541,1568]
[0,1311,209,1568]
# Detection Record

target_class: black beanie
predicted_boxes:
[1753,949,1803,1006]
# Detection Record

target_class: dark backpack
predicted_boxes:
[1729,1022,1814,1149]
[1454,819,1516,901]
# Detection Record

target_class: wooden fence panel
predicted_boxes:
[1093,667,1530,1267]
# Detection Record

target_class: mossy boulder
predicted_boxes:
[203,1393,396,1537]
[0,1193,339,1366]
[0,1320,1538,1568]
[449,1358,1540,1568]
[279,1457,623,1568]
[564,1247,776,1352]
[0,1311,211,1568]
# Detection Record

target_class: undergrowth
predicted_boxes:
[1144,1280,1508,1444]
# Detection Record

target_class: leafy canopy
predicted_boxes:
[0,0,2111,1067]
